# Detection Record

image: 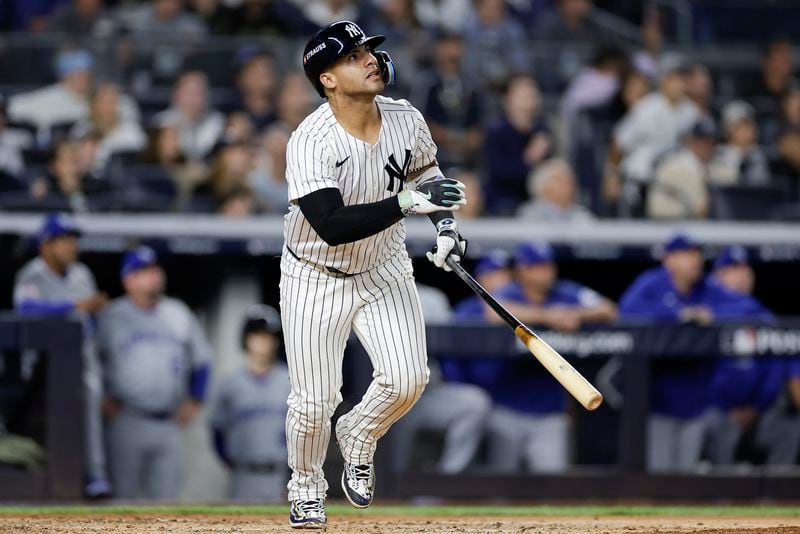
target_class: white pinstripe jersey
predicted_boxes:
[283,95,437,274]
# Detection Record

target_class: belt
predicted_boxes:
[235,461,279,474]
[286,246,357,278]
[124,404,174,421]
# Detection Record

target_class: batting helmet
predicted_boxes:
[302,20,395,98]
[241,304,282,350]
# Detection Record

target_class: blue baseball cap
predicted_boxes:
[663,232,701,254]
[475,249,511,277]
[55,49,93,78]
[714,245,749,271]
[38,212,81,244]
[514,241,554,266]
[120,245,158,277]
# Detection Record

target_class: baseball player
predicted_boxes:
[209,305,290,501]
[454,243,617,473]
[707,246,800,466]
[282,20,467,528]
[96,246,212,499]
[12,212,111,498]
[619,233,742,472]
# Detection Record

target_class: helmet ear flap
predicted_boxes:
[374,50,396,86]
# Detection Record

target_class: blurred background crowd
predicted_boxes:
[0,0,797,221]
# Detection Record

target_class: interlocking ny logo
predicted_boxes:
[345,23,362,39]
[384,149,411,194]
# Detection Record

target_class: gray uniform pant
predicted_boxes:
[647,412,715,473]
[485,407,569,473]
[389,382,492,474]
[83,343,107,480]
[710,409,800,466]
[107,409,182,499]
[230,468,288,502]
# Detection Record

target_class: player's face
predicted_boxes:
[245,331,278,363]
[717,264,754,295]
[477,269,512,293]
[323,45,384,97]
[665,249,703,285]
[124,265,165,300]
[517,262,556,294]
[42,235,79,270]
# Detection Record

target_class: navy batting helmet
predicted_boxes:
[241,304,281,350]
[302,20,395,98]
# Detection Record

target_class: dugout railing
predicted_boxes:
[0,316,83,500]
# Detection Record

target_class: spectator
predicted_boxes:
[69,83,147,173]
[484,74,552,215]
[187,0,236,34]
[412,0,472,34]
[710,101,770,186]
[606,70,650,124]
[29,139,108,212]
[249,125,290,214]
[737,37,797,114]
[224,0,314,36]
[560,44,628,150]
[209,305,290,501]
[389,283,492,475]
[192,142,254,212]
[42,0,116,36]
[13,213,111,499]
[97,245,212,500]
[762,87,800,147]
[218,184,256,217]
[409,32,482,169]
[686,63,714,120]
[707,246,800,467]
[619,232,737,473]
[275,72,316,132]
[152,70,225,162]
[231,47,279,133]
[647,118,718,220]
[611,54,700,212]
[461,0,528,92]
[0,96,33,181]
[534,0,620,45]
[770,127,800,199]
[301,0,361,27]
[7,48,94,137]
[462,242,616,473]
[518,158,595,222]
[143,124,209,207]
[631,8,663,81]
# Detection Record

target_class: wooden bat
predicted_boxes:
[445,256,603,411]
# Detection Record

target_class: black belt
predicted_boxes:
[235,461,279,474]
[124,405,174,421]
[286,246,357,278]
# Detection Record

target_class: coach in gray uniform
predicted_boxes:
[96,245,212,499]
[13,212,111,498]
[209,305,290,501]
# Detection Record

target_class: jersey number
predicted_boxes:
[384,149,411,194]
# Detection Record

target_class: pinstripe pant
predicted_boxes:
[280,250,429,501]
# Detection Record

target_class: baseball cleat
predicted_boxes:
[83,476,113,500]
[341,462,375,508]
[289,499,327,528]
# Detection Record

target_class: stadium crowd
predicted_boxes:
[0,0,797,219]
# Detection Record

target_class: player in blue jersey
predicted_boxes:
[708,246,800,466]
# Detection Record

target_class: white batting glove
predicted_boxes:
[426,218,468,272]
[398,176,466,216]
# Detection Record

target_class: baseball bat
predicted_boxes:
[445,256,603,411]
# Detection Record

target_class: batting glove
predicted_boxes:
[426,218,467,272]
[398,176,466,216]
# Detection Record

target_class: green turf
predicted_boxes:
[0,504,798,517]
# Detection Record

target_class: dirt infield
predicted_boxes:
[0,513,798,534]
